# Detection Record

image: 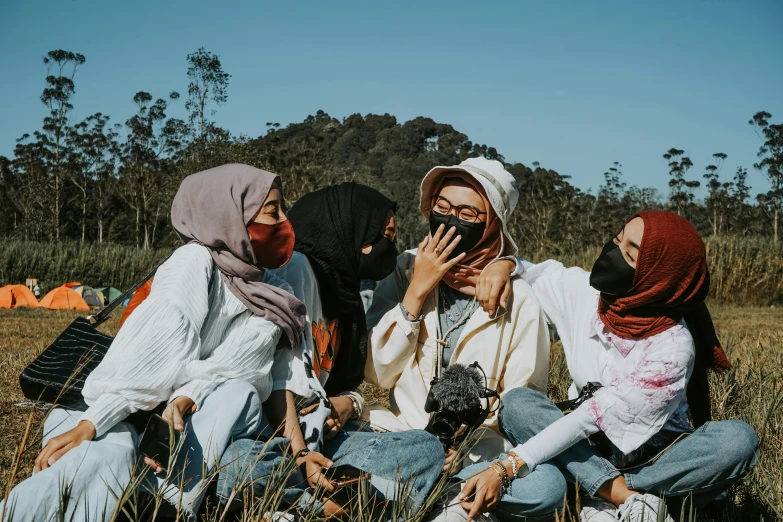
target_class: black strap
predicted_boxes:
[91,253,172,326]
[555,381,603,412]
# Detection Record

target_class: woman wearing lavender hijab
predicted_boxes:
[1,164,311,522]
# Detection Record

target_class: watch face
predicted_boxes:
[518,463,531,478]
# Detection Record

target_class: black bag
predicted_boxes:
[19,257,169,406]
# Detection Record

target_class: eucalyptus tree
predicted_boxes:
[703,152,729,236]
[119,91,185,249]
[39,50,86,240]
[663,148,697,216]
[749,111,783,243]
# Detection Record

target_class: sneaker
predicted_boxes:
[618,493,674,522]
[581,497,618,521]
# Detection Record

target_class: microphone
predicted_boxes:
[424,362,499,446]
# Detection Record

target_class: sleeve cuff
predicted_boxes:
[394,304,421,337]
[80,393,133,438]
[170,380,219,411]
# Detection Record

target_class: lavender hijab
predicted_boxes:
[171,164,306,348]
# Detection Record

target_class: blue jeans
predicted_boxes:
[217,422,445,516]
[455,460,566,521]
[500,387,759,500]
[0,379,265,522]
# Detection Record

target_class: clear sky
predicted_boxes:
[1,0,781,197]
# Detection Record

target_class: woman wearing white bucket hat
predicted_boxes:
[365,157,565,520]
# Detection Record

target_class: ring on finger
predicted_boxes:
[435,248,442,253]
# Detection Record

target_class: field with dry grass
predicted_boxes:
[1,305,781,521]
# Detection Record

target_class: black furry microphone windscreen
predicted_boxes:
[430,363,484,412]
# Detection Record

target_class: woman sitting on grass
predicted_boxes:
[460,211,759,522]
[365,158,561,521]
[1,164,307,522]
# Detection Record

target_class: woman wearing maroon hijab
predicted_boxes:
[455,212,758,522]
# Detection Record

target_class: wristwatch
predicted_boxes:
[347,394,361,420]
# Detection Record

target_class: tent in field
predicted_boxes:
[119,279,153,326]
[96,287,122,305]
[39,286,90,311]
[0,285,39,308]
[64,282,82,289]
[73,286,104,308]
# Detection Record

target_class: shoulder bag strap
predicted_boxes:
[90,253,173,326]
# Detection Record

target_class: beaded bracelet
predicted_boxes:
[492,460,510,490]
[489,463,507,495]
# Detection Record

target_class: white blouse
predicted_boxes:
[80,244,287,438]
[512,260,694,470]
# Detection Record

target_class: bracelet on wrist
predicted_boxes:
[400,303,423,322]
[488,463,507,496]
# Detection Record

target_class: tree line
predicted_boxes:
[1,48,782,255]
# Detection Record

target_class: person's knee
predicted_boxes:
[403,430,445,474]
[718,420,759,468]
[502,465,567,517]
[498,387,549,427]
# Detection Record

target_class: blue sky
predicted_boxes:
[1,0,781,197]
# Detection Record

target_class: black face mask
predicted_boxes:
[429,213,486,259]
[357,236,398,281]
[589,240,636,296]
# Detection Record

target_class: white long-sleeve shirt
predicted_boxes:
[513,260,694,471]
[80,243,287,437]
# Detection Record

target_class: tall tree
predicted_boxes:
[730,166,752,234]
[663,148,697,216]
[119,91,184,249]
[39,50,86,240]
[185,47,231,144]
[703,152,728,236]
[66,113,117,242]
[749,111,783,244]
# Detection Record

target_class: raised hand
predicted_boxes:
[401,225,466,320]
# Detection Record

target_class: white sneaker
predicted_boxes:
[580,497,618,522]
[617,493,674,522]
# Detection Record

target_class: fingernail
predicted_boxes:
[48,457,55,465]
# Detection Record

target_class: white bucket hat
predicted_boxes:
[420,157,520,256]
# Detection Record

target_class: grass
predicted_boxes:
[0,305,781,521]
[3,235,783,305]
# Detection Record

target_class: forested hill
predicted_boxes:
[1,48,781,256]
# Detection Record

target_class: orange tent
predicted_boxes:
[0,285,39,308]
[39,286,90,311]
[119,278,153,326]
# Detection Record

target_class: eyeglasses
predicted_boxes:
[432,196,487,224]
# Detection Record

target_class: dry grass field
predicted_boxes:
[1,305,781,521]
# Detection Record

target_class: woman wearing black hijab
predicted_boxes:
[217,183,446,518]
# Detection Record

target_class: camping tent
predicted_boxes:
[64,282,82,289]
[119,279,153,326]
[73,286,104,308]
[96,287,123,305]
[0,285,39,308]
[39,286,90,311]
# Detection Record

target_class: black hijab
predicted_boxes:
[288,182,397,395]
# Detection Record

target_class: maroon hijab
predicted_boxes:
[598,211,731,426]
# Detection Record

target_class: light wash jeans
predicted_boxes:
[1,379,265,522]
[217,422,445,516]
[500,387,759,501]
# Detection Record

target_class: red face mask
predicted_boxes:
[247,219,296,269]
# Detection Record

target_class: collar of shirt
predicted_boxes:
[588,312,643,358]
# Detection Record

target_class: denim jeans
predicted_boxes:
[217,422,445,516]
[500,387,759,500]
[0,379,264,522]
[452,460,566,521]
